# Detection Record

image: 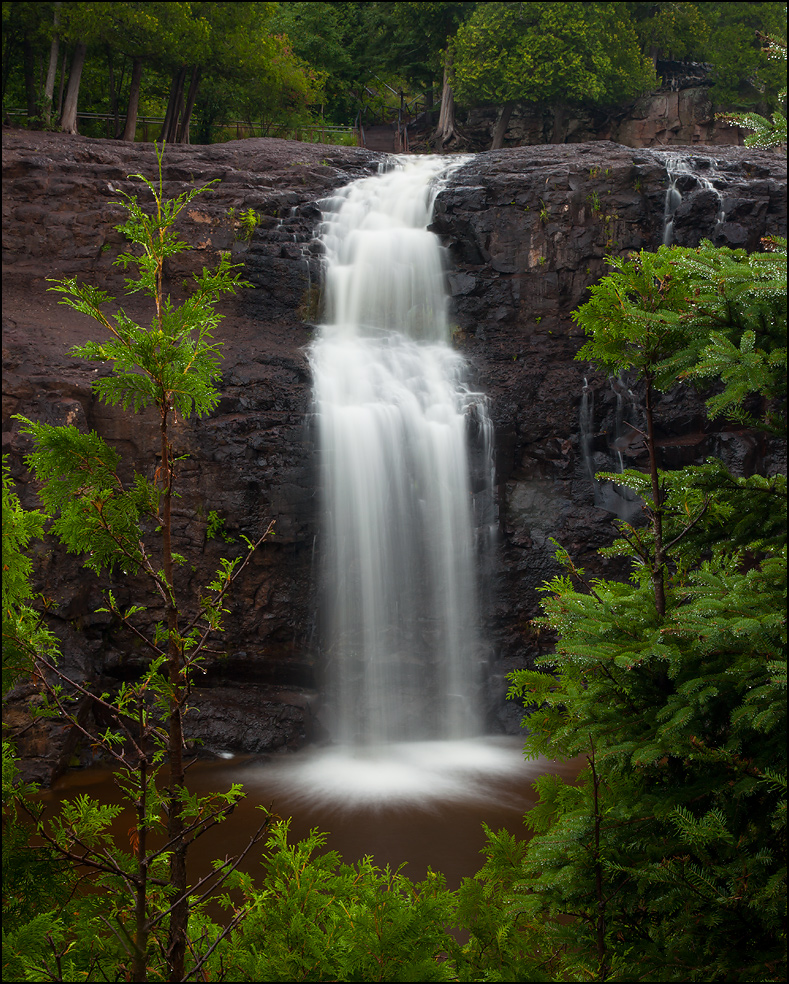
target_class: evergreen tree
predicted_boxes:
[451,1,656,148]
[718,32,787,148]
[697,1,787,111]
[459,240,787,981]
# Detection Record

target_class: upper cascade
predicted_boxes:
[319,157,461,343]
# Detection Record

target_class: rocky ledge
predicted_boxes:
[2,130,786,782]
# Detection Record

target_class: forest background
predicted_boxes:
[2,1,788,147]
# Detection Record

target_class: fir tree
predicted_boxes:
[460,240,787,982]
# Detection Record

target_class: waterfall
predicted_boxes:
[579,374,642,522]
[308,157,492,747]
[254,157,523,809]
[661,152,726,246]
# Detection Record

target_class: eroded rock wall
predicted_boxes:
[434,143,785,726]
[2,130,786,778]
[2,130,382,780]
[460,73,749,150]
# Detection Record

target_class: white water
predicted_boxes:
[299,157,519,803]
[579,376,642,521]
[310,157,490,745]
[661,152,725,246]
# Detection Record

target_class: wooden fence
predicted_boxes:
[3,109,360,146]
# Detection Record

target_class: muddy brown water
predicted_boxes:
[37,741,583,915]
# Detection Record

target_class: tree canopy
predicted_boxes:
[2,1,786,143]
[453,2,656,110]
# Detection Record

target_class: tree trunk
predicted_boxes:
[56,49,67,118]
[160,65,187,143]
[551,103,568,144]
[435,54,459,147]
[60,43,87,134]
[122,58,144,141]
[158,398,188,983]
[176,65,201,143]
[43,3,61,125]
[490,101,515,150]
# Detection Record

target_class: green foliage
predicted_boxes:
[1,459,60,693]
[626,0,710,60]
[2,471,78,977]
[228,205,262,242]
[462,239,787,981]
[217,820,458,982]
[695,2,788,110]
[3,0,786,139]
[2,1,324,140]
[5,143,277,983]
[206,508,236,543]
[717,33,787,147]
[271,1,385,123]
[573,240,787,433]
[452,1,655,110]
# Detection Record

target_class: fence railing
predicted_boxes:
[3,109,360,145]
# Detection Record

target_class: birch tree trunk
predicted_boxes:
[122,58,144,141]
[60,43,87,134]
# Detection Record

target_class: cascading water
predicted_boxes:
[310,157,489,746]
[579,375,642,522]
[261,157,524,807]
[661,152,726,246]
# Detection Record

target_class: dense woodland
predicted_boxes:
[1,1,788,147]
[2,2,788,982]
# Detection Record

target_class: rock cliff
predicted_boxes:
[432,142,785,727]
[2,129,785,780]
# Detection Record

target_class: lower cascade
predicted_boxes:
[274,156,523,805]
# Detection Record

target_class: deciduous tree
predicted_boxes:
[452,1,655,148]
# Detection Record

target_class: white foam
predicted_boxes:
[239,738,535,810]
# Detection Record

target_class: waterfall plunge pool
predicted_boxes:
[38,744,583,890]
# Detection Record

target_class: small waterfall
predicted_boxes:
[308,157,492,747]
[661,153,726,246]
[579,375,642,522]
[580,378,596,488]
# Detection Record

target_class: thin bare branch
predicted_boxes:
[664,498,711,552]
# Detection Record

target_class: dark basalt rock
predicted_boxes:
[436,143,785,691]
[2,130,785,783]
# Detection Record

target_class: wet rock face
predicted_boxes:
[3,130,380,782]
[2,131,786,780]
[432,143,786,720]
